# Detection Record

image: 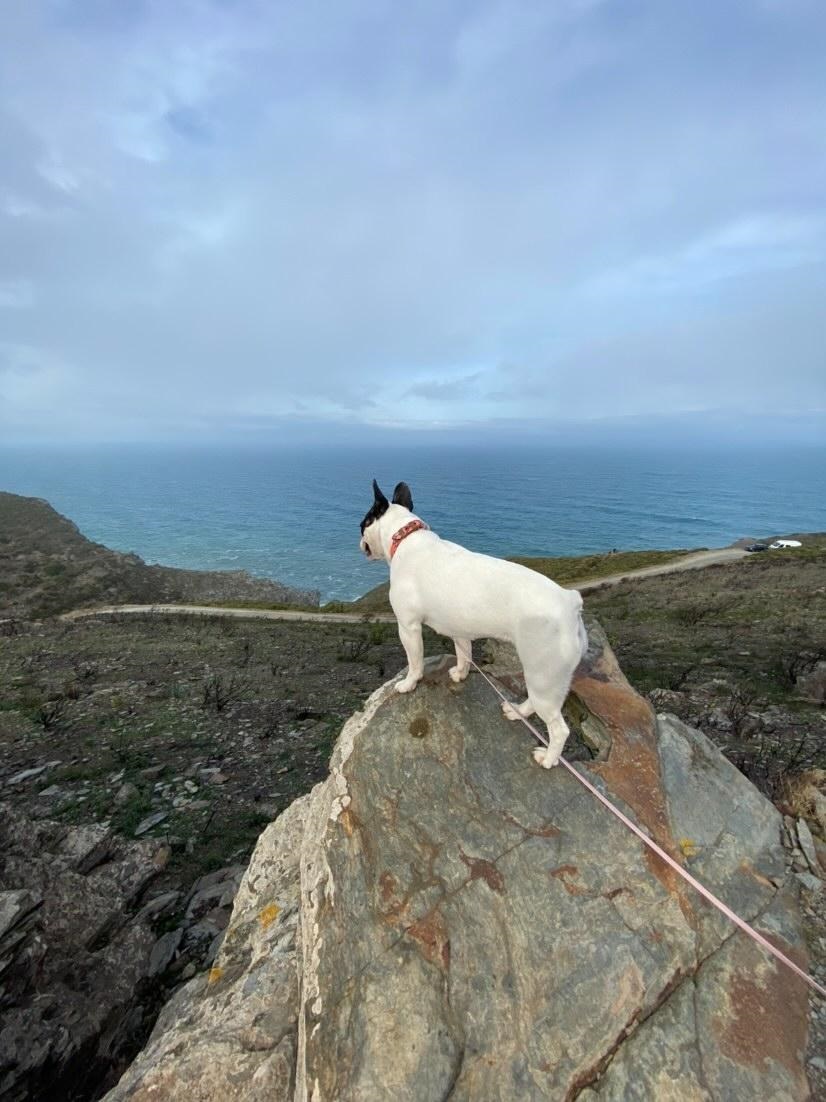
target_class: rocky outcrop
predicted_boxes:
[138,564,319,610]
[105,624,811,1100]
[797,661,826,706]
[0,810,169,1099]
[0,807,247,1100]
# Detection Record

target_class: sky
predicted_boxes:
[1,0,825,446]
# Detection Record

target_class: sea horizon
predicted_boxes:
[2,442,824,603]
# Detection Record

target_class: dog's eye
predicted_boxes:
[361,506,380,534]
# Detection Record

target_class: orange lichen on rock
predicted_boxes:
[571,637,692,913]
[258,903,280,930]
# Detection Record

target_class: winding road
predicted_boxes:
[575,546,747,592]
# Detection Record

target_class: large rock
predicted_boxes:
[796,661,826,705]
[106,624,810,1100]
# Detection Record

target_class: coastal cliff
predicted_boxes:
[0,492,319,619]
[104,622,811,1100]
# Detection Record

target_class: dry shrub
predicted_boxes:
[778,768,826,838]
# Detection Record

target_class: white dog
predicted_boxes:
[359,480,588,768]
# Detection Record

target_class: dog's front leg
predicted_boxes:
[396,621,424,693]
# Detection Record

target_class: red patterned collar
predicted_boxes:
[389,519,429,560]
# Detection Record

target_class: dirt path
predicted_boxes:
[60,603,398,624]
[575,546,748,592]
[61,547,749,624]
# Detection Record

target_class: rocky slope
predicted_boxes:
[104,622,813,1100]
[0,492,318,619]
[0,802,252,1100]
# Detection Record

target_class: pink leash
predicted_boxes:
[462,651,826,1000]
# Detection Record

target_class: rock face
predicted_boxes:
[0,809,172,1100]
[0,803,251,1101]
[106,624,811,1100]
[797,661,826,705]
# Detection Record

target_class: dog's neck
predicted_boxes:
[389,518,429,559]
[377,504,429,562]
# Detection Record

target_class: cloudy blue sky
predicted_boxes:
[1,0,825,445]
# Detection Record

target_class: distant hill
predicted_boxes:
[0,492,319,619]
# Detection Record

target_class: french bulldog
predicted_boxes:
[359,479,588,768]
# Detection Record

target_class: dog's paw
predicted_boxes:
[395,676,420,694]
[502,700,521,721]
[532,746,559,769]
[448,665,468,684]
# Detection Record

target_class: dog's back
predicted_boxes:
[391,531,583,647]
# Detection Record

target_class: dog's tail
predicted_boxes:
[571,589,588,660]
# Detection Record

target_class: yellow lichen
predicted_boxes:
[258,903,280,930]
[207,966,224,985]
[679,838,699,858]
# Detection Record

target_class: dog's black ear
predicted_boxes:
[392,482,413,511]
[372,479,389,508]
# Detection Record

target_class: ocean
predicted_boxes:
[1,444,824,602]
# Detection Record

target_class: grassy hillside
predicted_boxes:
[588,537,826,698]
[586,537,826,795]
[0,612,437,881]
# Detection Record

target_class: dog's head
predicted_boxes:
[359,479,413,560]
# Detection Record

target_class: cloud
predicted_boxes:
[1,0,825,443]
[586,213,826,297]
[405,373,486,402]
[0,344,73,418]
[0,280,34,308]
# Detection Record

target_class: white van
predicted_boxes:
[769,539,802,550]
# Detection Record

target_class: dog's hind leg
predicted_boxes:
[515,618,580,768]
[396,621,425,693]
[531,711,571,770]
[449,638,472,683]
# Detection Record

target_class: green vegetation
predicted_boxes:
[511,547,697,585]
[588,538,826,697]
[586,537,826,796]
[0,612,423,888]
